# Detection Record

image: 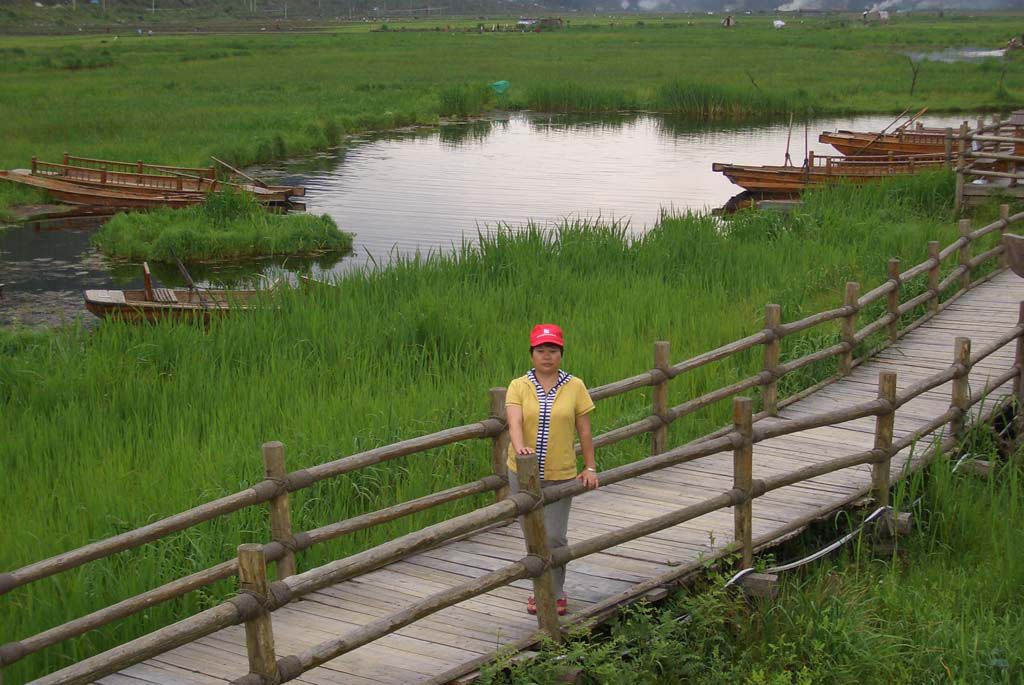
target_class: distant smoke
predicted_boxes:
[775,0,825,10]
[775,0,1016,10]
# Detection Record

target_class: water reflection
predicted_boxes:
[2,111,974,327]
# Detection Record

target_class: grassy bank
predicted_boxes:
[481,434,1024,684]
[1,172,1001,681]
[0,179,50,221]
[90,191,352,263]
[0,14,1020,171]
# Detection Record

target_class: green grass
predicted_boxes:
[0,13,1021,173]
[0,172,999,681]
[0,178,50,221]
[89,190,352,263]
[480,430,1024,684]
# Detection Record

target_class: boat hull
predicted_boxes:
[84,289,266,323]
[712,158,945,194]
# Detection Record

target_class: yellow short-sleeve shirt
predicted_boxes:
[505,372,595,481]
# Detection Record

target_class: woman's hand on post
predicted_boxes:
[577,468,599,490]
[515,446,536,456]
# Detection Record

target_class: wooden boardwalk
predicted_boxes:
[100,272,1023,685]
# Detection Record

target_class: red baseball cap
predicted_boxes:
[530,324,564,348]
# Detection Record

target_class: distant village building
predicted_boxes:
[721,15,736,28]
[517,17,562,30]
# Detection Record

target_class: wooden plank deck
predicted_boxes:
[102,271,1024,685]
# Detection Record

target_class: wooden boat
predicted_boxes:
[26,161,298,205]
[85,263,267,323]
[712,152,947,195]
[0,170,206,209]
[819,129,949,157]
[58,154,305,197]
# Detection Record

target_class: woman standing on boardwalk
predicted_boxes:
[505,323,598,615]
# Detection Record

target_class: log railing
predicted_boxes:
[58,153,217,179]
[952,112,1024,212]
[29,159,214,193]
[3,206,1023,682]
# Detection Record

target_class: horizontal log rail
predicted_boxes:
[7,207,1024,680]
[63,153,216,178]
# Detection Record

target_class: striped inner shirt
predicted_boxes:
[528,368,572,480]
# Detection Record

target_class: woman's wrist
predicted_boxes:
[584,466,596,472]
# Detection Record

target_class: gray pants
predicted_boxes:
[507,471,574,598]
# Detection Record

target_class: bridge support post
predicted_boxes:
[489,388,510,502]
[763,306,781,416]
[951,337,972,439]
[887,259,901,343]
[237,544,281,684]
[840,283,860,376]
[1015,304,1024,424]
[999,205,1010,270]
[928,242,941,312]
[263,441,296,579]
[732,397,754,569]
[515,455,562,643]
[958,220,972,292]
[872,372,897,509]
[652,341,670,454]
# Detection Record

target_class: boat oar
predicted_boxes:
[172,254,214,309]
[211,156,269,189]
[895,106,929,133]
[849,106,920,156]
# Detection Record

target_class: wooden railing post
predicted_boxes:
[489,387,510,502]
[515,455,562,642]
[999,205,1010,270]
[1015,303,1024,415]
[841,282,860,376]
[951,337,971,439]
[872,372,897,509]
[887,258,900,342]
[30,156,37,175]
[763,305,781,416]
[732,397,753,569]
[652,341,670,455]
[958,219,971,292]
[262,441,296,579]
[237,544,280,683]
[62,151,69,166]
[137,160,144,174]
[928,241,941,312]
[955,122,967,214]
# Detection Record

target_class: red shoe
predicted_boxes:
[526,596,537,615]
[556,597,568,615]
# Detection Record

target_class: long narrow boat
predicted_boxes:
[26,161,298,204]
[60,153,306,197]
[818,129,949,157]
[712,152,947,195]
[85,263,268,323]
[0,170,206,209]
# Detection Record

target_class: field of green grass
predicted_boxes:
[482,433,1024,684]
[0,12,1020,180]
[3,172,1011,681]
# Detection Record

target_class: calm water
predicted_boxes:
[0,112,972,327]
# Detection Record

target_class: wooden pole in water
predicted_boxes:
[732,397,753,569]
[999,205,1010,270]
[515,455,562,642]
[871,372,897,509]
[489,388,510,502]
[262,441,296,579]
[652,341,670,454]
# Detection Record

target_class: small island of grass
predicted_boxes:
[90,190,352,263]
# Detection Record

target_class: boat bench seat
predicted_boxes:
[153,288,178,304]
